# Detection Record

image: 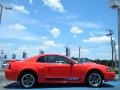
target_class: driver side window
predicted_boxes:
[37,55,70,64]
[57,56,70,64]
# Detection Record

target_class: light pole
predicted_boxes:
[109,0,120,80]
[0,4,3,24]
[78,47,81,59]
[0,4,12,24]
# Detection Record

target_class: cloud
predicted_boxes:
[71,22,101,29]
[41,36,48,40]
[83,36,110,43]
[43,40,56,47]
[29,0,33,4]
[16,36,39,41]
[43,0,65,12]
[50,27,61,37]
[89,32,95,37]
[43,40,63,48]
[70,26,83,37]
[0,43,13,50]
[13,5,30,14]
[8,23,26,30]
[0,25,39,41]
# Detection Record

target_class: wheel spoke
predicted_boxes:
[21,74,35,88]
[88,73,102,87]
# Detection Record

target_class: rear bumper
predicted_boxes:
[104,72,115,81]
[5,69,18,81]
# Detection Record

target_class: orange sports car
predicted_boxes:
[5,54,115,88]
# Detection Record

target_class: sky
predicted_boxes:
[0,0,118,60]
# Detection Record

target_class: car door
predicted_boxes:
[70,63,85,83]
[44,55,71,82]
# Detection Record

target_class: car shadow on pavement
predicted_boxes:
[4,82,114,89]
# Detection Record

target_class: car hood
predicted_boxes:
[81,62,108,68]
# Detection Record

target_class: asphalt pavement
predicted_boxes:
[0,71,120,90]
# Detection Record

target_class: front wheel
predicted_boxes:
[20,73,37,88]
[86,72,103,87]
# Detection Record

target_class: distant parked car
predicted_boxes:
[1,60,10,70]
[5,54,115,88]
[77,58,90,63]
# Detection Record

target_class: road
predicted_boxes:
[0,71,120,90]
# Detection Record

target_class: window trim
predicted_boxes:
[37,55,72,64]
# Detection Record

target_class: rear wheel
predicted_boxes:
[86,72,103,87]
[20,72,37,88]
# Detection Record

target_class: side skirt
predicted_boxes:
[45,78,80,81]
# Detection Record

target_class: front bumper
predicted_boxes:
[104,72,115,81]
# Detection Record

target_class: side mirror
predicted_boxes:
[70,62,74,65]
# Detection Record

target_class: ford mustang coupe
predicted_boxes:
[5,54,115,88]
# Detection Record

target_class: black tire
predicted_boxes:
[20,72,37,88]
[86,72,103,87]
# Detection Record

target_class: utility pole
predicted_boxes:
[106,29,114,69]
[0,4,12,24]
[113,40,117,70]
[109,0,120,80]
[0,4,3,24]
[114,42,117,69]
[78,47,81,59]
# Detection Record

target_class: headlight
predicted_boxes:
[106,67,112,72]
